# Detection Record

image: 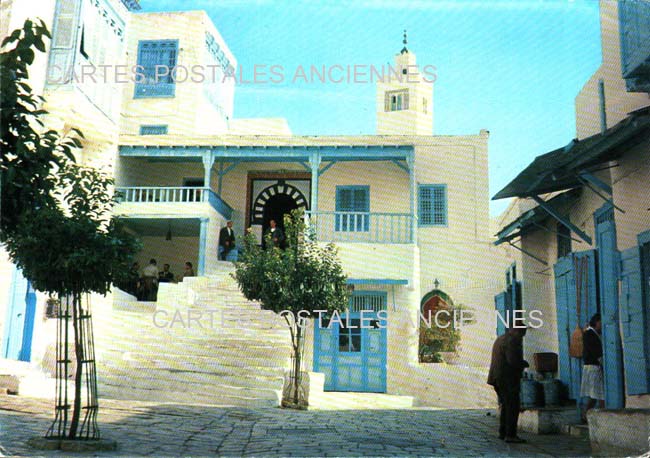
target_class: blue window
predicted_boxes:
[135,40,178,98]
[139,125,168,135]
[335,186,369,232]
[418,184,447,226]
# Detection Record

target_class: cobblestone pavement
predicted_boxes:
[0,395,595,457]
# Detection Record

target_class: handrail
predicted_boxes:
[116,186,233,219]
[306,211,414,244]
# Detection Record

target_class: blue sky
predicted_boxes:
[138,0,602,217]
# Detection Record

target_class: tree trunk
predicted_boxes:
[68,291,83,439]
[292,324,303,405]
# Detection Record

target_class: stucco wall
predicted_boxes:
[611,143,650,252]
[575,1,649,140]
[120,11,236,136]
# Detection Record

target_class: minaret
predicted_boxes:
[376,30,434,135]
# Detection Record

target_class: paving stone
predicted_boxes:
[0,395,594,457]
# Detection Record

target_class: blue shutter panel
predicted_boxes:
[135,40,179,98]
[620,245,650,395]
[495,292,507,336]
[418,185,447,226]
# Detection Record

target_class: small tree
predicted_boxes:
[234,209,348,407]
[1,21,140,441]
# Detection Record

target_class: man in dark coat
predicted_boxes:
[264,219,285,249]
[487,324,529,443]
[219,220,236,260]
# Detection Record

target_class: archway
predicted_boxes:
[262,193,299,235]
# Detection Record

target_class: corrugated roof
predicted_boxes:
[494,188,582,246]
[493,106,650,200]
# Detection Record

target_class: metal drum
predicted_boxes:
[520,374,541,409]
[541,379,562,406]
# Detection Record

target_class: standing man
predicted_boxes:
[264,219,285,249]
[581,313,604,422]
[219,220,236,260]
[142,259,159,301]
[487,324,529,443]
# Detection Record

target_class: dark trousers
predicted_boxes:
[494,384,520,438]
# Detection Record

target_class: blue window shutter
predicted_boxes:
[335,186,369,232]
[554,255,578,399]
[418,185,447,226]
[135,40,179,98]
[495,292,507,336]
[140,125,168,135]
[620,245,650,395]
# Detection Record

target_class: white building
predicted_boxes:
[1,0,510,408]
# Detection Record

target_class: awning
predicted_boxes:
[494,188,582,246]
[492,106,650,200]
[346,278,409,286]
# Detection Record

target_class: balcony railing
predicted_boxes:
[116,186,233,219]
[306,211,414,244]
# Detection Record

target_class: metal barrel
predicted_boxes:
[541,379,561,406]
[520,375,541,409]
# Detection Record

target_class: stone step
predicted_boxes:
[98,384,281,407]
[97,346,291,368]
[97,369,282,399]
[94,323,291,344]
[97,359,286,381]
[96,362,285,389]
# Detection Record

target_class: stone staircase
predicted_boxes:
[93,262,292,407]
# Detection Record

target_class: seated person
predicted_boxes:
[158,263,174,283]
[180,261,195,280]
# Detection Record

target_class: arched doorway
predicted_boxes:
[251,181,309,235]
[262,193,298,234]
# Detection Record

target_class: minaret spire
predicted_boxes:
[401,29,408,54]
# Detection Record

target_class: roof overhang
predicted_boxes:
[492,106,650,200]
[494,188,582,246]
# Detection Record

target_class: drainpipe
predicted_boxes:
[598,79,607,134]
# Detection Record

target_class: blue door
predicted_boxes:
[314,292,387,392]
[594,202,625,408]
[554,251,598,400]
[619,241,650,395]
[2,267,37,361]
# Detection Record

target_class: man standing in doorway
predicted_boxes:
[219,220,236,260]
[487,323,529,443]
[264,219,285,249]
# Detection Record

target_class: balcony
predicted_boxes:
[306,211,415,244]
[620,0,650,92]
[115,186,233,219]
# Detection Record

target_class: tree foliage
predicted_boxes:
[1,20,140,439]
[234,209,348,406]
[0,19,82,238]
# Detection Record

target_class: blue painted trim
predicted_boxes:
[198,218,208,275]
[207,190,234,219]
[318,161,337,177]
[120,144,414,161]
[20,283,36,362]
[392,159,410,173]
[298,161,311,172]
[579,171,612,195]
[347,278,408,285]
[534,195,592,245]
[638,229,650,246]
[418,184,448,227]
